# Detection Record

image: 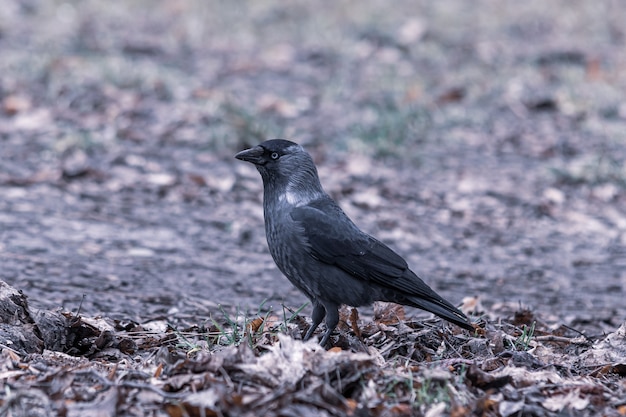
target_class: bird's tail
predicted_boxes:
[406,296,474,331]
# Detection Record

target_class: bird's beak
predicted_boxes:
[235,145,265,165]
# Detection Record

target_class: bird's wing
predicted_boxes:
[291,203,473,330]
[291,204,429,295]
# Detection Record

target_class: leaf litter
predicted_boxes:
[1,284,626,416]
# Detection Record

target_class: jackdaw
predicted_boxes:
[235,139,473,346]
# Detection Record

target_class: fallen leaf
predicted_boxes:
[247,317,265,334]
[2,95,31,115]
[542,389,589,412]
[374,302,405,325]
[154,363,163,378]
[350,308,362,339]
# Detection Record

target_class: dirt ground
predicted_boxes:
[1,0,626,415]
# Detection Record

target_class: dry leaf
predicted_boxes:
[2,95,31,115]
[153,363,163,378]
[350,308,362,339]
[247,317,265,334]
[542,389,589,412]
[374,302,406,325]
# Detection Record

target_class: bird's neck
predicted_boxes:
[262,168,325,208]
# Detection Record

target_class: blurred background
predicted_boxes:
[0,0,625,333]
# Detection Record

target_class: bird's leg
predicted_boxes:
[319,304,339,348]
[304,302,326,341]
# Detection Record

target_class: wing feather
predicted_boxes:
[291,204,415,288]
[290,202,472,331]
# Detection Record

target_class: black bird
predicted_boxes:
[235,139,473,346]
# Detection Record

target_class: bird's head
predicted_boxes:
[235,139,324,204]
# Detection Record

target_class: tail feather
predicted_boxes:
[407,296,474,331]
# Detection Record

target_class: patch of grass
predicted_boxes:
[278,302,309,333]
[172,326,206,356]
[379,369,453,412]
[172,301,309,353]
[515,321,536,351]
[415,377,451,407]
[209,303,270,348]
[350,101,431,158]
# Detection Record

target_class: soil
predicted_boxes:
[1,0,626,415]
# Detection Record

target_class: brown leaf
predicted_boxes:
[466,364,512,390]
[337,305,352,331]
[153,363,163,378]
[435,87,466,105]
[166,403,219,417]
[586,57,602,80]
[164,404,185,417]
[389,403,412,414]
[247,317,265,334]
[449,405,471,417]
[2,95,31,115]
[374,302,406,325]
[350,308,362,339]
[345,398,358,413]
[475,396,499,415]
[8,350,21,362]
[513,308,535,327]
[187,173,207,186]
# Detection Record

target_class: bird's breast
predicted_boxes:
[263,200,295,259]
[263,201,315,292]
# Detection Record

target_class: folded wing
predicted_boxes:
[290,202,473,330]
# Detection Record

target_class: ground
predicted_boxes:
[0,0,625,416]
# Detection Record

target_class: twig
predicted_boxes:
[561,324,594,342]
[534,335,590,344]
